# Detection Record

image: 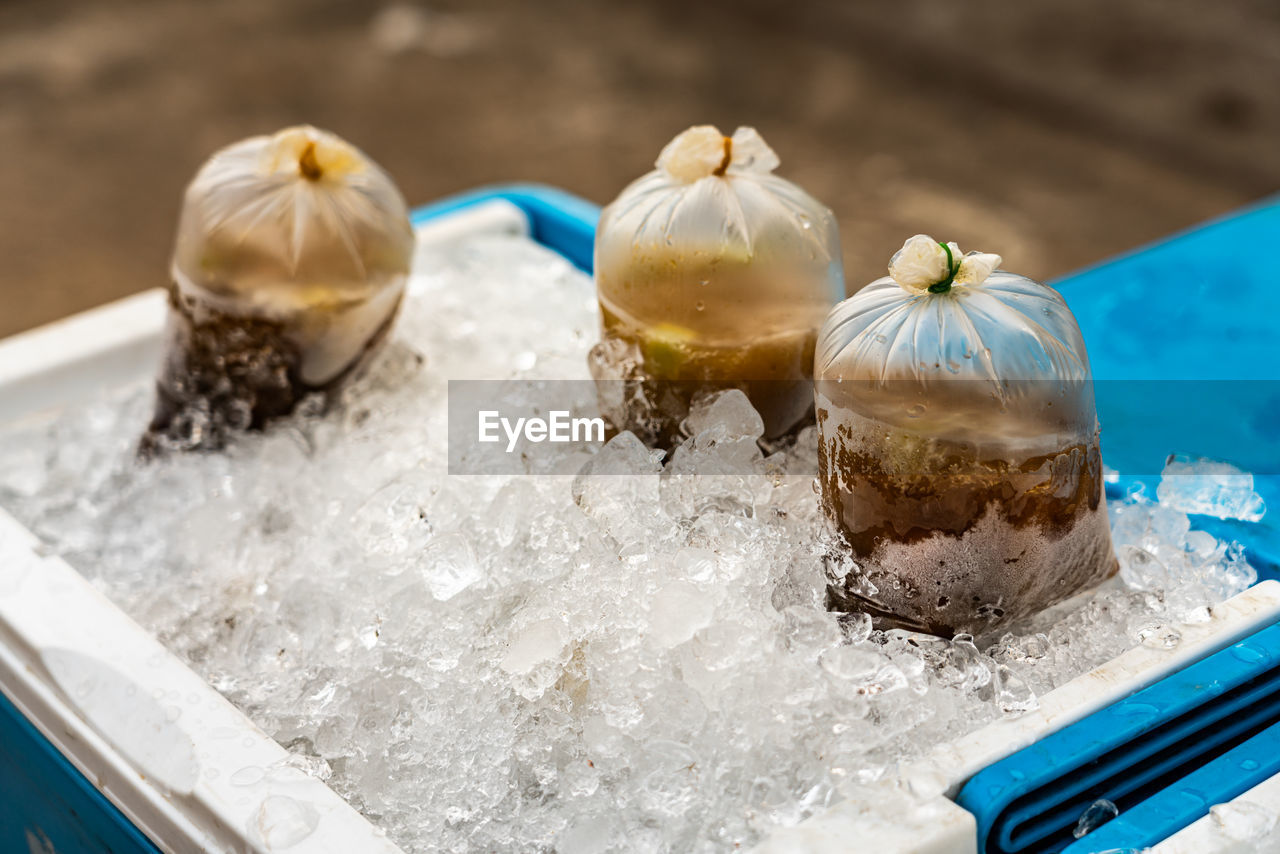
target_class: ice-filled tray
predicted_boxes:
[1,187,1278,854]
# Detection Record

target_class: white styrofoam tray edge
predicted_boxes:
[928,578,1280,795]
[754,581,1280,853]
[0,507,404,854]
[5,198,1279,853]
[0,199,528,853]
[1151,770,1280,853]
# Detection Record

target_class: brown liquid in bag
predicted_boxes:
[591,263,827,445]
[590,125,843,448]
[814,237,1117,636]
[141,126,414,453]
[817,405,1116,636]
[143,284,403,453]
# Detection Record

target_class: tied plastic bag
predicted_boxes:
[815,235,1117,636]
[143,126,414,453]
[589,125,844,447]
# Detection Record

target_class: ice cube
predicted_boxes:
[930,635,992,693]
[1128,619,1182,650]
[500,619,567,675]
[249,795,320,848]
[572,432,664,544]
[782,606,843,657]
[648,581,714,648]
[1158,454,1266,522]
[1073,798,1119,838]
[1118,544,1171,592]
[994,664,1038,717]
[1210,800,1278,842]
[838,611,873,645]
[418,532,483,600]
[818,645,907,695]
[682,389,765,443]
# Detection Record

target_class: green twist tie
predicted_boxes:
[928,242,960,294]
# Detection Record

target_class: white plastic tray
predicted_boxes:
[0,199,526,854]
[1,197,1277,853]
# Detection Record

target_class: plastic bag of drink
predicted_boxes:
[590,125,844,447]
[815,235,1116,636]
[143,125,414,453]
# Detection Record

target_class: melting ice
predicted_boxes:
[0,234,1264,853]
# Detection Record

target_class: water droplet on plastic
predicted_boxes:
[1134,623,1181,650]
[231,765,266,786]
[1231,644,1269,665]
[1180,787,1208,808]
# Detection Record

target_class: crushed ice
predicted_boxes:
[0,234,1264,853]
[1158,453,1266,522]
[1210,800,1280,843]
[1074,798,1119,839]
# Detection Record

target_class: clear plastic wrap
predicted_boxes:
[815,235,1117,636]
[589,125,844,446]
[143,126,414,452]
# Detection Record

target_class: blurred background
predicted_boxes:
[1,0,1278,338]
